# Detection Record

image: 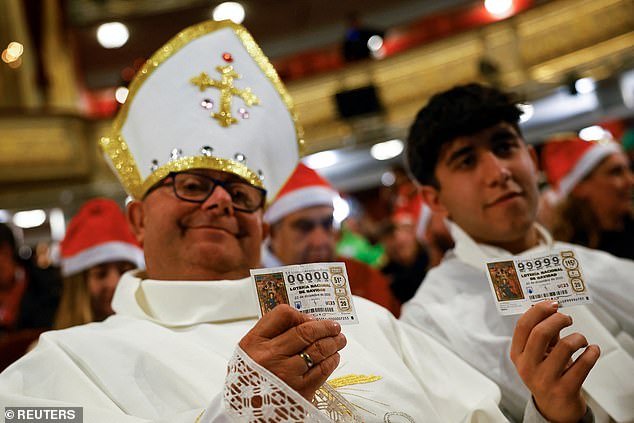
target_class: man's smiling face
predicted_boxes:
[128,169,267,281]
[420,122,540,251]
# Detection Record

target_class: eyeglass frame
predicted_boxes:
[144,171,267,213]
[288,215,335,234]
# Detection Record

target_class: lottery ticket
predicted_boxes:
[250,262,359,325]
[485,249,592,315]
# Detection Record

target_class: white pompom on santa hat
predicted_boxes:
[60,198,145,277]
[263,163,339,224]
[541,132,623,202]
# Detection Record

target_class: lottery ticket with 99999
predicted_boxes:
[250,262,359,324]
[485,249,592,315]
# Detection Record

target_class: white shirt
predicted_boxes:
[402,222,634,423]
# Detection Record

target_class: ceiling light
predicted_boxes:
[49,208,66,241]
[0,210,10,223]
[97,22,129,49]
[367,35,383,52]
[574,77,596,95]
[213,2,246,24]
[2,41,24,65]
[371,139,404,161]
[517,103,534,123]
[2,49,22,68]
[484,0,513,16]
[115,86,129,104]
[303,151,338,169]
[7,42,23,59]
[2,42,23,64]
[333,196,350,223]
[13,209,46,229]
[578,125,606,141]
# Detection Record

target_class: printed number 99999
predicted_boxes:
[517,256,560,272]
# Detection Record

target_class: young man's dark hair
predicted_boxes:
[406,83,523,187]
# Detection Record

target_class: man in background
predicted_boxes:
[262,162,401,316]
[378,215,428,304]
[541,133,634,260]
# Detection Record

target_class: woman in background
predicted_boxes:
[54,198,144,329]
[541,133,634,259]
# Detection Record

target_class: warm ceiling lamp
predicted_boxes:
[115,86,129,104]
[97,22,129,49]
[2,41,24,68]
[13,209,46,229]
[517,103,534,123]
[212,2,246,24]
[484,0,513,17]
[303,151,338,169]
[371,139,404,161]
[579,125,608,142]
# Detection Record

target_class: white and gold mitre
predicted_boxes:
[100,20,303,200]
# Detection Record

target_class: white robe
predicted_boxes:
[401,222,634,423]
[0,270,550,422]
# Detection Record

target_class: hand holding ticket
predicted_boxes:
[485,249,592,315]
[250,262,359,325]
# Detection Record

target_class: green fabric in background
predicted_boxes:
[336,228,386,268]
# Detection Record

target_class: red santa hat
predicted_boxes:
[392,185,432,242]
[541,133,622,201]
[60,198,144,277]
[263,163,339,224]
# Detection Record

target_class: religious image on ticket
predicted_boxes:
[486,261,525,301]
[250,262,359,324]
[484,249,592,316]
[253,272,290,316]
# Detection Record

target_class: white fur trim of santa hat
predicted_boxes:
[62,241,145,277]
[263,186,338,224]
[558,142,622,198]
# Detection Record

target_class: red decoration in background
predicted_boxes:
[222,52,233,62]
[83,87,119,118]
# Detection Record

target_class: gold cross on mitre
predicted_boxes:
[190,65,260,127]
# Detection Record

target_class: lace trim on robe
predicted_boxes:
[224,346,360,422]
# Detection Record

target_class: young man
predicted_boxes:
[402,83,634,422]
[262,162,401,316]
[0,25,596,422]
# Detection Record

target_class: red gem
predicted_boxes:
[222,53,233,62]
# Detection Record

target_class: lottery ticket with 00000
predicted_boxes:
[484,249,592,316]
[250,262,359,325]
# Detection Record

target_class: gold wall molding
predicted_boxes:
[0,115,90,182]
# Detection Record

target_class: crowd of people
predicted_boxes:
[0,19,632,422]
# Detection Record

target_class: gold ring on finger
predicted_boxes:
[299,351,314,369]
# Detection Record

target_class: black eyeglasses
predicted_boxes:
[147,171,267,212]
[290,216,335,234]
